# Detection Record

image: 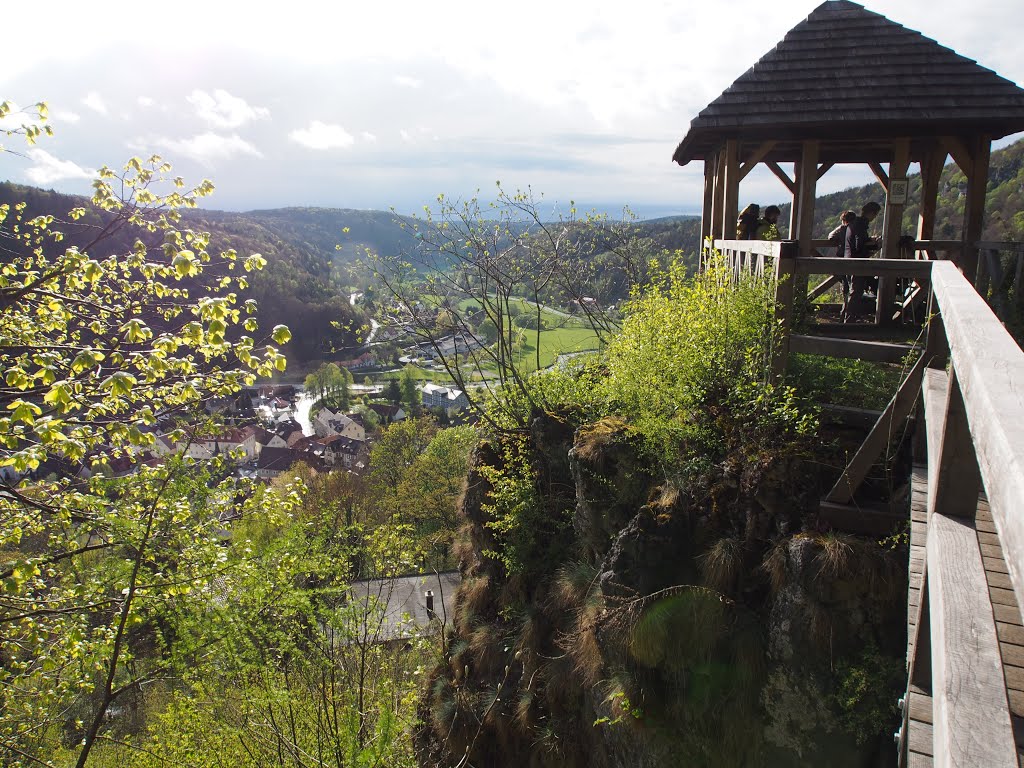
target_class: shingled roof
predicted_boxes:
[672,0,1024,165]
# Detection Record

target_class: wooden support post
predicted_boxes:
[877,139,911,326]
[917,144,947,247]
[771,241,797,379]
[929,368,982,519]
[700,157,716,269]
[710,145,727,251]
[1015,248,1024,317]
[923,290,949,371]
[961,135,992,285]
[789,159,801,237]
[882,140,911,259]
[913,291,948,462]
[794,141,819,257]
[792,141,819,315]
[975,249,993,300]
[721,139,740,241]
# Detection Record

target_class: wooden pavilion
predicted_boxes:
[672,0,1024,287]
[672,4,1024,766]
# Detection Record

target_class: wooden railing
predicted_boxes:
[713,238,938,375]
[897,261,1024,767]
[976,241,1024,322]
[715,238,1023,330]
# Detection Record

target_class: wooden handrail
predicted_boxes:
[712,239,785,257]
[910,266,1024,766]
[975,241,1024,254]
[793,257,933,278]
[931,261,1024,603]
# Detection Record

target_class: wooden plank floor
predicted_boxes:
[907,465,933,767]
[906,468,1024,765]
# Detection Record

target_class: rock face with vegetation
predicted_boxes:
[415,260,907,767]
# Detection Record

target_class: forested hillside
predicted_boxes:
[0,184,376,367]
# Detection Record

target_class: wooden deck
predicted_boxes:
[906,468,1024,765]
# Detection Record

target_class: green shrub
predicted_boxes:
[598,254,815,476]
[832,641,904,745]
[479,436,572,577]
[788,353,905,411]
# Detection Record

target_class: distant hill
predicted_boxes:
[4,136,1022,363]
[194,206,421,274]
[0,184,392,368]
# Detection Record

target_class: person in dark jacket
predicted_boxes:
[844,202,882,321]
[736,203,760,239]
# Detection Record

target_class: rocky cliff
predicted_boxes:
[415,411,907,768]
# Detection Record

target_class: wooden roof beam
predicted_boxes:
[765,161,795,193]
[816,162,835,181]
[738,141,777,181]
[869,161,890,192]
[941,135,974,174]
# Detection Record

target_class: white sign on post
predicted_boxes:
[889,179,908,205]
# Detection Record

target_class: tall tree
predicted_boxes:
[369,184,647,429]
[0,109,288,766]
[398,364,421,414]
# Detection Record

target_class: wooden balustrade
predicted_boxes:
[713,239,1022,335]
[975,242,1024,321]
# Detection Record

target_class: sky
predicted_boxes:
[2,0,1023,219]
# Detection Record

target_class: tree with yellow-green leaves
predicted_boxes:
[0,103,291,767]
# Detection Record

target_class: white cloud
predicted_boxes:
[289,121,354,150]
[55,110,81,124]
[138,96,155,108]
[188,89,269,129]
[361,131,377,143]
[399,129,412,143]
[81,92,107,115]
[23,149,95,185]
[153,132,263,165]
[394,75,422,89]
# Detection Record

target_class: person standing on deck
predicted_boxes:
[844,202,882,320]
[829,210,858,319]
[736,203,760,239]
